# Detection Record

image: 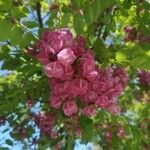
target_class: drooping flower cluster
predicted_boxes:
[123,26,137,42]
[34,113,57,138]
[28,28,128,117]
[123,26,150,43]
[0,116,6,126]
[137,70,150,87]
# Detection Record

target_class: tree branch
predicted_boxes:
[36,2,43,28]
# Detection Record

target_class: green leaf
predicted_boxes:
[0,0,12,11]
[73,14,84,34]
[78,115,92,127]
[116,51,127,63]
[9,26,24,45]
[2,57,21,70]
[5,139,13,146]
[0,19,12,41]
[92,0,102,21]
[60,13,71,27]
[71,0,81,8]
[25,21,39,28]
[84,5,93,25]
[26,127,34,138]
[93,39,109,63]
[131,55,150,70]
[0,45,10,60]
[10,6,28,19]
[21,33,35,48]
[2,128,9,133]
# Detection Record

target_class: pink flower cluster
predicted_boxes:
[34,113,57,138]
[123,26,150,43]
[123,26,137,42]
[29,28,128,117]
[138,70,150,87]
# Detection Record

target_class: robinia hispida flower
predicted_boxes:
[28,28,128,117]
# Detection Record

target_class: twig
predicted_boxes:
[42,12,50,20]
[31,9,38,21]
[36,2,43,28]
[6,40,19,50]
[17,21,39,39]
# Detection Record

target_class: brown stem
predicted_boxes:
[36,2,43,28]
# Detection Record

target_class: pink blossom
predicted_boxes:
[80,51,95,65]
[18,128,26,139]
[62,65,74,80]
[48,78,62,89]
[138,70,150,86]
[37,50,50,65]
[29,28,128,118]
[113,84,123,96]
[57,48,76,66]
[43,30,63,53]
[96,96,109,108]
[60,28,73,47]
[117,127,125,138]
[53,83,65,95]
[82,61,96,76]
[81,105,96,117]
[62,100,77,116]
[86,71,98,81]
[34,112,56,138]
[90,80,101,92]
[71,78,88,96]
[107,104,121,115]
[82,91,98,104]
[44,61,64,78]
[71,36,86,56]
[105,131,112,141]
[98,81,107,92]
[50,95,62,109]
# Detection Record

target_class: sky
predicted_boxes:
[0,61,8,76]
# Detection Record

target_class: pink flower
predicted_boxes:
[53,83,65,95]
[82,61,96,76]
[81,105,96,117]
[62,100,77,116]
[82,91,98,104]
[63,81,72,93]
[96,96,109,108]
[50,95,62,109]
[29,28,129,119]
[138,70,150,86]
[37,50,50,65]
[90,80,101,92]
[98,81,107,92]
[44,61,64,78]
[105,131,112,141]
[80,51,95,67]
[117,127,125,138]
[48,78,62,89]
[71,78,88,96]
[43,30,63,54]
[57,48,76,66]
[86,71,98,81]
[53,82,73,98]
[37,40,55,57]
[34,112,56,138]
[60,28,73,47]
[71,36,86,56]
[72,63,83,78]
[107,104,121,115]
[113,84,123,96]
[62,65,74,80]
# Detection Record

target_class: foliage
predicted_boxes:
[0,0,150,149]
